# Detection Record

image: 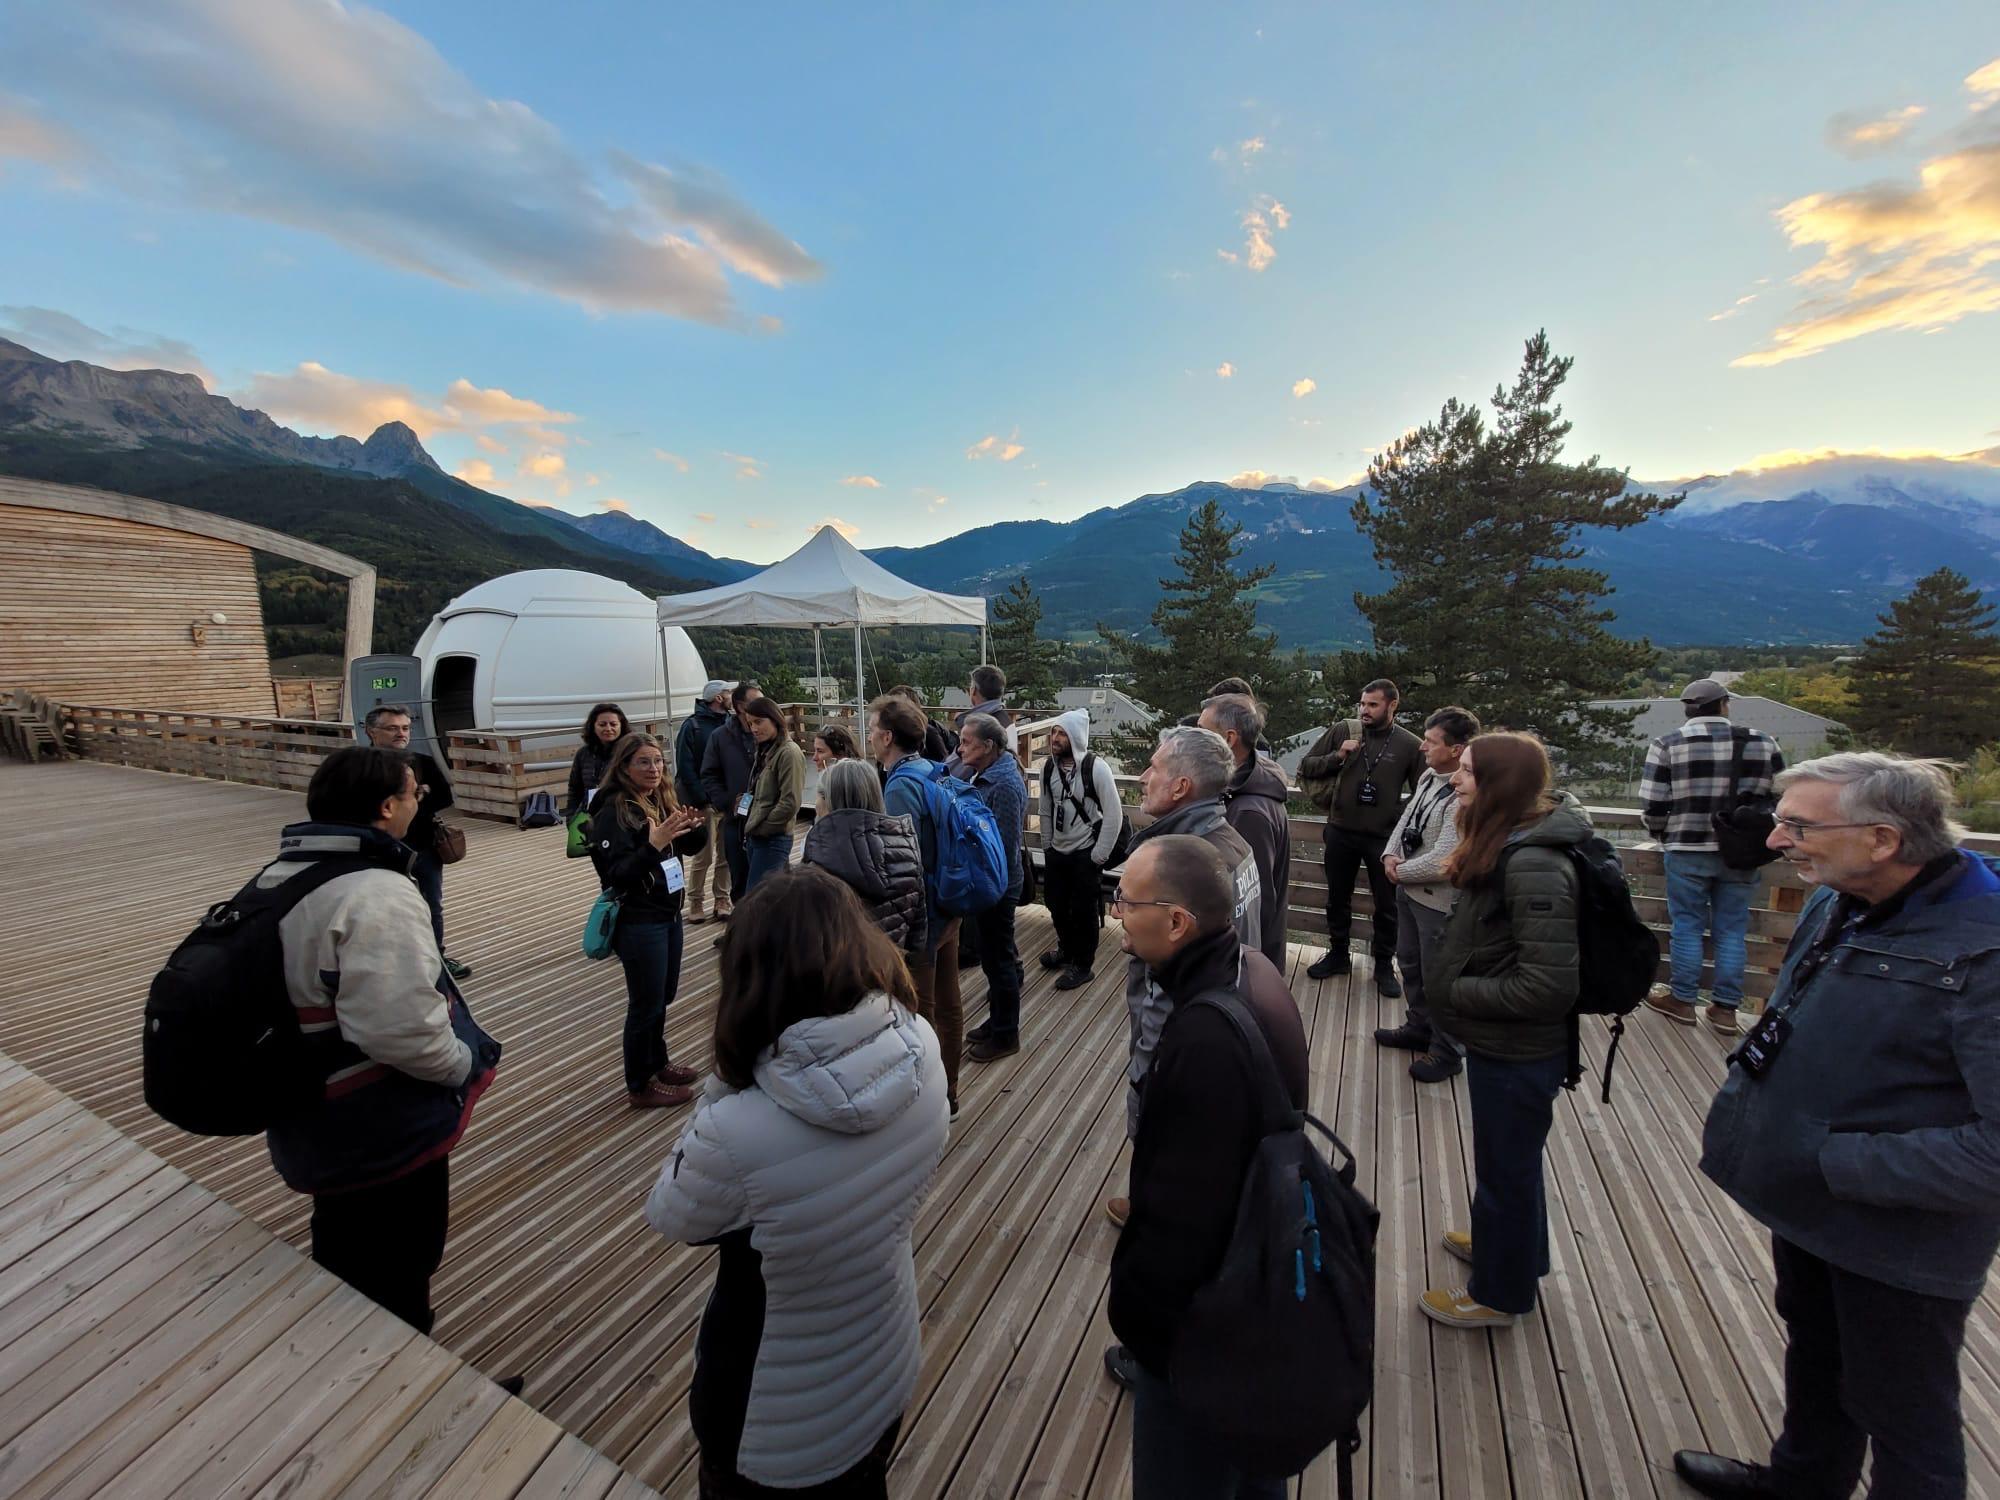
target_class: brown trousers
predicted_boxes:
[910,917,962,1107]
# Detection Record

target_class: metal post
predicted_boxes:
[814,625,824,706]
[854,623,864,713]
[980,623,988,664]
[660,625,674,737]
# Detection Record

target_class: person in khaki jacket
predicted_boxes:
[1297,679,1424,988]
[741,698,806,894]
[1376,706,1480,1083]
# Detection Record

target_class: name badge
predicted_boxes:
[735,792,753,818]
[660,855,685,893]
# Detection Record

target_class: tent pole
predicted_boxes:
[814,625,823,708]
[980,623,988,665]
[853,624,864,714]
[660,625,673,737]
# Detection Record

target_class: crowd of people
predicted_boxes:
[239,664,1999,1500]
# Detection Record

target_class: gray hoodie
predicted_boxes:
[1038,709,1124,863]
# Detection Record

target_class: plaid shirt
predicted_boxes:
[1640,717,1785,852]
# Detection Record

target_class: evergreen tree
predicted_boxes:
[761,660,805,705]
[991,574,1059,708]
[1098,498,1314,741]
[1345,331,1680,777]
[1847,567,2000,758]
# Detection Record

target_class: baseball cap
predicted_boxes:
[702,679,734,701]
[1679,677,1728,705]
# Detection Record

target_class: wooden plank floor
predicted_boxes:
[0,1047,651,1500]
[2,760,1995,1499]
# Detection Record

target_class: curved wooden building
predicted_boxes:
[0,475,373,715]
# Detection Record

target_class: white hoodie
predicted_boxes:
[644,994,949,1486]
[1039,709,1125,863]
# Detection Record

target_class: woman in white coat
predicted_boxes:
[644,865,950,1496]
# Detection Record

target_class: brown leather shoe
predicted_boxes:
[628,1080,693,1109]
[1644,988,1699,1026]
[656,1061,700,1087]
[1104,1196,1130,1228]
[1706,1005,1742,1038]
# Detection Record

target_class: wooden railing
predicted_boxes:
[271,677,345,720]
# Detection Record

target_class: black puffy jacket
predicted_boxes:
[802,808,927,955]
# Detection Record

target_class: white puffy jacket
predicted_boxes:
[644,993,949,1486]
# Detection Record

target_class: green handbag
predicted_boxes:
[581,888,620,960]
[565,806,592,858]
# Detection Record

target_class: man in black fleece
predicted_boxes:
[1106,836,1309,1498]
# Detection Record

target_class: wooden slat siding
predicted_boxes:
[0,505,274,715]
[0,1050,657,1500]
[3,762,1999,1499]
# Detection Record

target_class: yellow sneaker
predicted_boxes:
[1440,1230,1473,1266]
[1419,1286,1517,1329]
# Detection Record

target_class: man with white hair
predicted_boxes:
[1675,753,2000,1500]
[1198,693,1292,971]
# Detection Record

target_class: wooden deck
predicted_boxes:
[1,759,1995,1499]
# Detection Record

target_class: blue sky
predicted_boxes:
[3,0,1998,562]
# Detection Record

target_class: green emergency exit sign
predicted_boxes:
[371,675,399,691]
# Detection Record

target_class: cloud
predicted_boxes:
[1826,105,1926,157]
[602,498,632,513]
[914,487,950,512]
[1970,57,2000,106]
[1216,361,1235,379]
[0,305,213,384]
[1291,377,1317,398]
[652,448,690,472]
[475,433,506,454]
[517,423,571,448]
[744,518,774,529]
[453,458,495,485]
[521,451,566,479]
[694,511,717,524]
[1226,469,1347,492]
[721,450,764,480]
[1,0,818,326]
[1735,444,1994,472]
[583,472,601,486]
[810,516,861,540]
[0,95,82,169]
[1708,292,1761,322]
[966,429,1026,462]
[243,361,452,435]
[441,378,574,427]
[1224,195,1289,272]
[841,474,882,488]
[1732,139,2000,367]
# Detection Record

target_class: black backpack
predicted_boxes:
[1168,990,1379,1494]
[143,857,369,1135]
[1056,751,1134,867]
[1711,727,1781,870]
[1494,834,1660,1102]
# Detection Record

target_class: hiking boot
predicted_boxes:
[1440,1229,1473,1265]
[1706,1005,1742,1038]
[1375,967,1403,999]
[968,1035,1020,1063]
[656,1061,699,1088]
[1410,1050,1463,1084]
[1643,986,1698,1027]
[1374,1024,1430,1051]
[1104,1196,1130,1228]
[714,901,733,920]
[1054,965,1090,990]
[442,956,472,981]
[1307,950,1351,980]
[1671,1452,1783,1498]
[965,1021,993,1044]
[628,1080,693,1109]
[1039,950,1068,971]
[684,907,709,926]
[1102,1344,1137,1390]
[1418,1287,1517,1329]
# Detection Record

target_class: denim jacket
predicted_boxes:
[1699,851,2000,1299]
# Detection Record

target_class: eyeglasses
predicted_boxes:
[1109,887,1186,916]
[1773,817,1881,839]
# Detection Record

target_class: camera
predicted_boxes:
[1400,821,1424,857]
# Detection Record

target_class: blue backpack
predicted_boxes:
[890,762,1009,916]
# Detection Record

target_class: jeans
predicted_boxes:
[974,898,1023,1042]
[612,917,685,1093]
[912,918,963,1107]
[1323,826,1396,962]
[722,819,749,903]
[311,1156,450,1335]
[412,847,446,950]
[1044,846,1102,969]
[1663,849,1759,1008]
[1465,1051,1565,1315]
[1395,890,1462,1058]
[744,832,794,893]
[1129,1357,1288,1499]
[1766,1235,1972,1499]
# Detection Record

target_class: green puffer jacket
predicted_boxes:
[1428,794,1591,1062]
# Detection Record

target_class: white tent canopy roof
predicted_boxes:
[654,525,986,630]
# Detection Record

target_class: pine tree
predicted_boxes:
[761,660,805,705]
[1098,498,1314,741]
[991,574,1059,708]
[1847,567,2000,758]
[1345,331,1680,778]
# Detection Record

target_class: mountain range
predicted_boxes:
[2,334,1997,652]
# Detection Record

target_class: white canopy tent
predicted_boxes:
[655,525,988,710]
